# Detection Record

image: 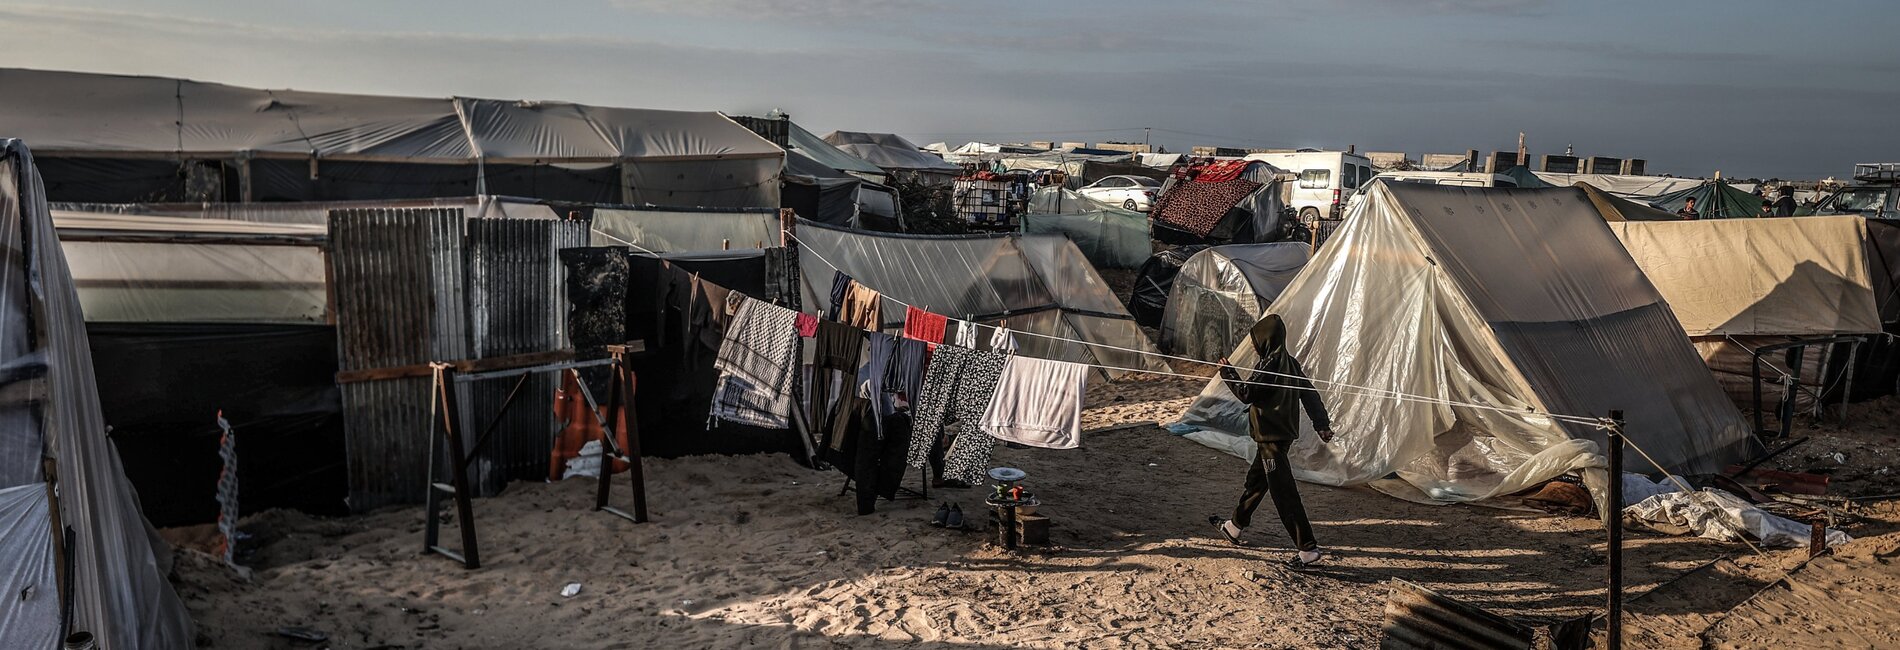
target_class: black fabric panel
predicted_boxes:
[90,322,347,526]
[1131,245,1208,327]
[560,247,801,459]
[38,157,194,203]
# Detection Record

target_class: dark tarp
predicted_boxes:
[1131,245,1210,327]
[1579,182,1684,221]
[783,150,862,226]
[1497,166,1556,189]
[1648,179,1765,219]
[560,247,802,459]
[91,323,347,526]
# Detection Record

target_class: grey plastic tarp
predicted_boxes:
[0,140,194,648]
[1173,183,1756,509]
[1531,172,1703,199]
[53,212,329,323]
[591,207,779,252]
[822,131,962,175]
[788,122,886,181]
[1159,243,1311,361]
[783,150,864,226]
[0,68,784,208]
[1020,187,1151,269]
[792,219,1166,379]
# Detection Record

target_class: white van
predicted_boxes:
[1244,150,1375,221]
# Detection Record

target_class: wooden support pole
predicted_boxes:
[1605,409,1625,650]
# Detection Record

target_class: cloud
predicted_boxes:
[1336,0,1552,15]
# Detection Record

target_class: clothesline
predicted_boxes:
[782,228,1607,429]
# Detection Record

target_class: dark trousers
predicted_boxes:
[1232,441,1317,551]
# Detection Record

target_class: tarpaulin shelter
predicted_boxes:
[1496,166,1555,189]
[1609,217,1882,338]
[0,140,194,648]
[590,206,781,251]
[1148,161,1287,245]
[1578,183,1684,221]
[775,121,900,227]
[822,131,962,181]
[1174,182,1756,508]
[1611,216,1892,409]
[1648,179,1765,219]
[1130,245,1208,328]
[1532,172,1703,199]
[791,219,1167,379]
[1019,187,1151,269]
[1159,243,1311,362]
[0,68,784,208]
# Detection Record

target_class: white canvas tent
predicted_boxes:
[0,140,194,648]
[1533,172,1703,199]
[0,68,784,208]
[1174,183,1756,507]
[1609,217,1882,338]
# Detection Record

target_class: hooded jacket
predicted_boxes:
[1217,314,1331,444]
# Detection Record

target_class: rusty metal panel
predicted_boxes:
[329,207,468,509]
[1381,579,1538,650]
[459,217,589,492]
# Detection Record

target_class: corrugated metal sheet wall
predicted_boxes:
[330,207,584,510]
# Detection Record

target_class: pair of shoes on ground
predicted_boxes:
[932,503,966,529]
[1208,516,1326,570]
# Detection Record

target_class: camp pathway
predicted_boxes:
[175,377,1748,649]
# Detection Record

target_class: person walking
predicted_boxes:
[1208,314,1334,569]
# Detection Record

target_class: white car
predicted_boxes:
[1077,175,1162,211]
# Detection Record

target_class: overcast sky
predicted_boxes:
[1,0,1894,179]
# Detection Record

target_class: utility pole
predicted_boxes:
[1517,132,1527,166]
[1143,127,1151,152]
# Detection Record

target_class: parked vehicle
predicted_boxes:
[1077,175,1162,211]
[1812,163,1900,219]
[1243,150,1375,222]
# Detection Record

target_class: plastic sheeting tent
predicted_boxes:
[1578,183,1684,221]
[1019,187,1151,269]
[1532,172,1703,199]
[1174,182,1756,508]
[0,140,194,648]
[1647,180,1765,219]
[1159,243,1311,362]
[792,219,1166,379]
[590,206,780,252]
[822,131,962,178]
[0,68,783,208]
[1148,161,1287,245]
[1130,246,1207,328]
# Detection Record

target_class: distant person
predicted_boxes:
[1677,197,1700,220]
[1774,186,1798,217]
[1209,314,1334,570]
[1762,200,1776,217]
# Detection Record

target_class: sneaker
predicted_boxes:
[931,502,950,527]
[1208,516,1244,545]
[1285,549,1325,571]
[945,504,965,529]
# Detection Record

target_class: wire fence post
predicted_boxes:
[1605,408,1625,650]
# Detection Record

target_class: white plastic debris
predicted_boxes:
[1832,452,1848,465]
[563,441,603,479]
[560,582,582,598]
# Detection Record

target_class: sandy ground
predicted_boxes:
[162,376,1891,649]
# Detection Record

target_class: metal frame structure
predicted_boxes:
[422,345,648,569]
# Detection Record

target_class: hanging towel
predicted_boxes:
[953,319,979,348]
[980,355,1088,449]
[709,296,801,428]
[795,312,819,338]
[990,325,1020,353]
[837,280,883,331]
[903,306,948,343]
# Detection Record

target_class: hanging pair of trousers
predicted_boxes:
[1232,441,1317,551]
